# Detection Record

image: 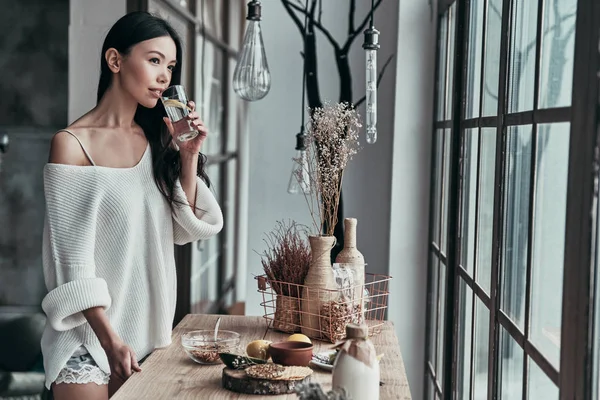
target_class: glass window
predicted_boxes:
[460,129,479,275]
[538,0,577,109]
[441,129,451,254]
[465,0,484,118]
[432,130,444,246]
[508,0,539,113]
[482,0,502,116]
[429,253,440,366]
[476,129,496,294]
[530,123,570,369]
[472,299,489,399]
[437,15,448,122]
[457,280,474,400]
[528,359,558,399]
[499,329,524,399]
[436,263,447,382]
[502,125,533,330]
[445,4,457,120]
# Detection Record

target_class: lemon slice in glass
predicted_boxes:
[162,99,191,110]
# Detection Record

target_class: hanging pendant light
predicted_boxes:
[288,0,311,195]
[287,129,311,194]
[233,1,271,101]
[362,0,380,144]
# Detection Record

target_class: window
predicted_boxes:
[130,0,248,321]
[425,0,599,398]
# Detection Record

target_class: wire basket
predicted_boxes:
[256,272,391,343]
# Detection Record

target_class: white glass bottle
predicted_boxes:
[332,324,380,400]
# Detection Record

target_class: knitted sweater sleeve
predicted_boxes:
[172,176,224,245]
[41,167,111,331]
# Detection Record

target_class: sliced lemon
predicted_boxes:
[162,99,191,110]
[287,333,312,344]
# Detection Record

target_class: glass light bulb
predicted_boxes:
[233,20,271,101]
[365,49,377,144]
[287,150,311,194]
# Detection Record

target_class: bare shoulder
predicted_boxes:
[49,127,92,166]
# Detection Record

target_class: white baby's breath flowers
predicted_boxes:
[293,101,362,236]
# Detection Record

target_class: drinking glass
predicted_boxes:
[161,85,198,142]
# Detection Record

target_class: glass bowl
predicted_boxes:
[181,330,241,365]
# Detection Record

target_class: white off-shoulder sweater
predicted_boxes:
[40,144,223,389]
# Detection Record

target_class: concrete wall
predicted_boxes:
[0,0,69,308]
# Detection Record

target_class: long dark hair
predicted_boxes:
[97,11,209,209]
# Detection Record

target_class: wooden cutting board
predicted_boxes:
[222,367,311,395]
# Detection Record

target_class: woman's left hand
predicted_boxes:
[163,100,208,155]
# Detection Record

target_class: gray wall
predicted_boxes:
[0,0,69,307]
[0,0,68,127]
[388,2,437,400]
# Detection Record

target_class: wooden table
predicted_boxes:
[112,314,412,399]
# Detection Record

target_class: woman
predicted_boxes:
[40,11,223,400]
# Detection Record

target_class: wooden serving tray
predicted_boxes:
[221,367,310,395]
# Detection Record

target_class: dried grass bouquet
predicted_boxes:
[259,220,311,298]
[294,102,362,236]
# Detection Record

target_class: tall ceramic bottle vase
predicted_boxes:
[301,235,337,339]
[335,218,366,322]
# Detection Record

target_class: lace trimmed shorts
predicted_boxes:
[54,348,110,386]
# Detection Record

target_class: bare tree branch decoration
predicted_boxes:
[348,0,356,35]
[280,0,393,257]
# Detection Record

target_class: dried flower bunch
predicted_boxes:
[295,382,349,400]
[294,102,362,236]
[259,220,311,298]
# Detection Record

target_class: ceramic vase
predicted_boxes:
[301,235,337,339]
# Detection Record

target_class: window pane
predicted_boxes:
[508,0,539,113]
[432,130,444,245]
[441,129,451,254]
[528,359,558,399]
[436,263,447,381]
[198,0,224,40]
[538,0,577,108]
[457,280,474,400]
[227,58,240,153]
[502,126,533,329]
[437,15,448,122]
[428,378,436,400]
[499,329,524,399]
[196,41,224,156]
[530,123,569,369]
[460,129,478,275]
[473,299,489,400]
[429,254,439,365]
[476,129,496,294]
[224,159,238,284]
[465,0,484,118]
[482,0,503,116]
[445,4,457,120]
